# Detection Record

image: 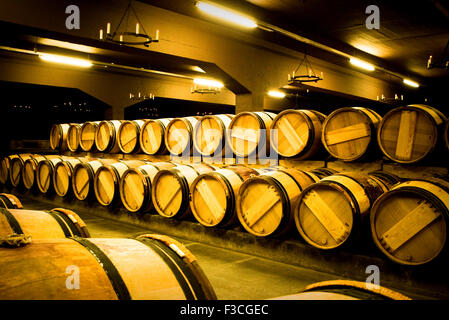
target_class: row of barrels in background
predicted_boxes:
[0,194,411,300]
[1,153,448,266]
[50,104,449,164]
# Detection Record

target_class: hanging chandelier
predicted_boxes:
[288,54,323,84]
[99,0,159,47]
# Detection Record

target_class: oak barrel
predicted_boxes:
[50,123,71,151]
[72,158,118,201]
[0,154,31,185]
[377,104,447,163]
[9,154,33,188]
[295,172,386,249]
[193,114,234,156]
[80,121,101,152]
[0,234,216,300]
[367,170,402,192]
[190,165,260,227]
[270,109,325,159]
[140,118,173,155]
[53,158,88,197]
[94,160,147,206]
[322,107,381,161]
[119,162,176,213]
[370,178,449,265]
[270,280,411,300]
[0,194,23,209]
[236,168,316,237]
[36,156,65,193]
[95,120,123,153]
[22,155,49,190]
[227,111,277,158]
[117,120,147,154]
[0,208,90,238]
[152,163,217,219]
[67,123,82,152]
[165,117,200,156]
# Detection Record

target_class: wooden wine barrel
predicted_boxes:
[152,163,217,219]
[117,120,147,154]
[72,158,118,201]
[119,162,176,213]
[270,109,325,159]
[53,158,88,197]
[36,156,65,193]
[370,178,449,265]
[140,118,173,155]
[193,114,234,156]
[50,123,71,151]
[227,111,277,158]
[190,165,260,227]
[0,156,13,184]
[378,104,447,163]
[295,172,386,249]
[22,155,50,190]
[67,123,82,152]
[0,194,23,209]
[0,208,90,238]
[9,154,33,188]
[80,121,101,152]
[0,234,216,300]
[95,120,123,153]
[322,107,381,161]
[270,280,411,300]
[236,168,316,237]
[94,160,147,206]
[165,117,200,156]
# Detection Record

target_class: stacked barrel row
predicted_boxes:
[50,104,449,164]
[5,153,445,266]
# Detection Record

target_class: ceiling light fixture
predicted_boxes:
[195,1,258,29]
[268,90,286,98]
[403,79,420,88]
[349,58,375,71]
[39,53,92,67]
[192,77,224,94]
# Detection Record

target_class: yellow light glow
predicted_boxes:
[193,78,224,88]
[349,58,375,71]
[403,79,420,88]
[268,90,286,98]
[39,53,93,67]
[196,1,258,28]
[192,66,206,73]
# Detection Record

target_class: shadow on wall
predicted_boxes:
[0,80,110,153]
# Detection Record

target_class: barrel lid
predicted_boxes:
[120,169,147,212]
[118,121,139,153]
[96,121,113,152]
[165,118,193,155]
[73,164,91,200]
[141,120,165,155]
[9,158,24,187]
[50,124,62,149]
[53,162,71,197]
[22,159,37,189]
[152,169,186,218]
[193,116,226,156]
[80,122,97,151]
[0,157,9,184]
[370,181,447,265]
[94,166,118,206]
[295,182,355,249]
[227,112,265,157]
[271,110,313,157]
[237,176,287,237]
[37,160,55,193]
[191,173,231,227]
[378,106,439,163]
[322,107,374,161]
[67,124,80,151]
